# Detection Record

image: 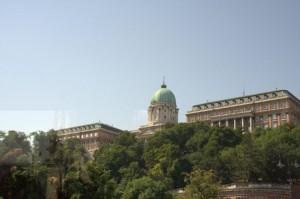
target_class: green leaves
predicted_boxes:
[183,169,223,199]
[1,122,300,198]
[121,176,172,199]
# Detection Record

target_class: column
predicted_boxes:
[234,119,236,130]
[249,117,253,132]
[226,120,229,127]
[242,118,244,129]
[277,114,281,126]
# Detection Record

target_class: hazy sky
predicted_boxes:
[0,0,299,133]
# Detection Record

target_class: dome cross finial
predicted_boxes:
[161,76,167,88]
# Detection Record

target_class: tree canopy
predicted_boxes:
[0,122,299,198]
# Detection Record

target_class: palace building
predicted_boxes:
[136,81,179,138]
[186,90,300,132]
[223,183,300,199]
[57,122,122,157]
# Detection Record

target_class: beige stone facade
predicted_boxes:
[186,90,300,132]
[57,122,122,157]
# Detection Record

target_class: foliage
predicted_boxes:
[183,169,223,199]
[121,176,173,199]
[1,122,300,198]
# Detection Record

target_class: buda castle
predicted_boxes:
[57,81,300,156]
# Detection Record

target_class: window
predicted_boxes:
[264,94,269,99]
[255,105,260,111]
[280,101,286,107]
[248,97,252,102]
[256,95,261,100]
[281,113,286,119]
[264,115,268,121]
[272,103,276,109]
[273,122,278,128]
[240,98,244,103]
[263,104,268,110]
[273,114,277,120]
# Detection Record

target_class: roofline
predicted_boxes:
[57,122,122,133]
[192,89,300,107]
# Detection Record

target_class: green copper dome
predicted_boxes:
[151,83,176,106]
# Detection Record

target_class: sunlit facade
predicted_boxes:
[186,90,300,132]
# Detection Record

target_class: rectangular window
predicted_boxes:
[281,113,286,119]
[263,104,268,110]
[255,117,259,122]
[272,103,276,109]
[264,123,269,128]
[281,101,286,107]
[255,105,260,111]
[273,114,277,120]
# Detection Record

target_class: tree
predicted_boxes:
[2,131,30,153]
[183,169,223,199]
[121,176,173,199]
[31,131,51,163]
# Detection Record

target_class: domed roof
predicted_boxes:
[150,83,176,106]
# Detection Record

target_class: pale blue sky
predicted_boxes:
[0,0,299,133]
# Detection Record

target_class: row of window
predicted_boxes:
[188,112,288,124]
[61,125,98,133]
[194,98,286,111]
[82,140,98,150]
[255,113,287,122]
[62,132,99,140]
[255,101,286,111]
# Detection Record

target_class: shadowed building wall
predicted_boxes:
[57,122,122,157]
